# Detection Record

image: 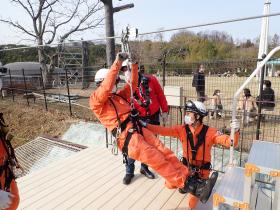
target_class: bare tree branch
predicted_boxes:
[26,0,35,16]
[41,7,53,36]
[42,0,58,10]
[0,19,36,38]
[60,2,103,41]
[11,0,34,19]
[45,0,81,44]
[34,0,46,20]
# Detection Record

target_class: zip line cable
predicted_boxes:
[1,12,280,52]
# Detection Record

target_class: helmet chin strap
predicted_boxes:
[191,114,202,128]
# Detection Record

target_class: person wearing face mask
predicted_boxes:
[140,100,240,209]
[238,88,257,125]
[210,89,223,119]
[120,63,169,185]
[90,52,191,194]
[192,64,206,102]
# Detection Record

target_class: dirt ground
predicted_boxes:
[0,99,84,148]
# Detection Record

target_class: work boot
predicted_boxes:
[123,174,134,185]
[140,168,155,179]
[178,188,187,194]
[199,171,219,203]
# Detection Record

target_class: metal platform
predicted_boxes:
[247,140,280,174]
[213,140,280,210]
[213,167,246,209]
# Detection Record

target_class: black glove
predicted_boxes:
[116,52,129,61]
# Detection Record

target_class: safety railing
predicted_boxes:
[229,45,280,165]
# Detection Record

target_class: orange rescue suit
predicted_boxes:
[90,59,189,189]
[147,123,239,208]
[0,139,20,210]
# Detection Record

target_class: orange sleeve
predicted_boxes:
[147,124,181,139]
[91,59,122,104]
[117,63,138,99]
[212,129,239,148]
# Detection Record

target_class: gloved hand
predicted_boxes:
[139,119,147,128]
[129,53,138,64]
[0,190,13,209]
[116,52,129,61]
[230,119,240,131]
[161,112,169,125]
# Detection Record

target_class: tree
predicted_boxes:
[271,34,280,48]
[0,0,103,86]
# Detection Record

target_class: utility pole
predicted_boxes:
[101,0,134,66]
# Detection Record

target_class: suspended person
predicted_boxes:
[140,100,240,209]
[0,113,20,210]
[192,64,206,102]
[121,63,169,184]
[89,52,190,191]
[210,89,223,119]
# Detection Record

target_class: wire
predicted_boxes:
[1,12,280,52]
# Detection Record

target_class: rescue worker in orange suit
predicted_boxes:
[140,100,240,209]
[121,63,169,184]
[0,113,20,210]
[89,52,190,191]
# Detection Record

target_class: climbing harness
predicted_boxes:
[110,26,141,159]
[182,124,218,203]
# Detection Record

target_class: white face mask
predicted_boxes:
[124,70,131,83]
[184,115,194,125]
[112,85,117,93]
[263,85,266,89]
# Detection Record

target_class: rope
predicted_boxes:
[1,12,280,52]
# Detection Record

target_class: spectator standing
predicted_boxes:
[192,64,206,102]
[210,89,223,119]
[238,88,257,125]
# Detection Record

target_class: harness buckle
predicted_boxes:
[111,138,118,156]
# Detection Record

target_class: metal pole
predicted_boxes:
[105,128,108,148]
[101,0,115,66]
[82,41,89,89]
[40,68,48,111]
[22,69,30,106]
[8,69,14,102]
[162,52,167,87]
[65,69,73,116]
[256,59,266,140]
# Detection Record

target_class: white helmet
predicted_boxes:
[95,68,109,83]
[185,100,208,117]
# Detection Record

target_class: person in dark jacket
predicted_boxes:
[257,80,275,110]
[192,65,205,102]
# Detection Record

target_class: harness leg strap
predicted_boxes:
[122,129,134,164]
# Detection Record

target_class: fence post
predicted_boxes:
[162,52,167,87]
[22,68,30,106]
[65,69,73,116]
[256,55,266,140]
[40,68,48,111]
[105,128,108,148]
[8,69,15,102]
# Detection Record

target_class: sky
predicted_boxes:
[0,0,280,45]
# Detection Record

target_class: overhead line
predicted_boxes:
[1,12,280,52]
